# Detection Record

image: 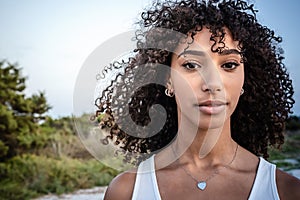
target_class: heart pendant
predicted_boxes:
[197,181,207,190]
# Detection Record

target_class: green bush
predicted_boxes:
[268,130,300,168]
[286,116,300,131]
[0,154,119,200]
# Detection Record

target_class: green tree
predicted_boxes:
[286,115,300,131]
[0,61,51,161]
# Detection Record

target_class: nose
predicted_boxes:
[200,63,223,94]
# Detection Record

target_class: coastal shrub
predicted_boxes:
[0,154,118,200]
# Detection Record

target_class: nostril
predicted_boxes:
[201,85,222,93]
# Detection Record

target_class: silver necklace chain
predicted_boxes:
[171,143,239,190]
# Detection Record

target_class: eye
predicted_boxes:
[221,62,240,71]
[182,62,202,70]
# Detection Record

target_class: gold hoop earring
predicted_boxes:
[165,88,174,97]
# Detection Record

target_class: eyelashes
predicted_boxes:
[181,60,240,71]
[182,61,202,70]
[221,62,240,71]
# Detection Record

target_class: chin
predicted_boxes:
[186,112,228,130]
[198,121,227,130]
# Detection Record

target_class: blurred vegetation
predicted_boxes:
[0,60,299,199]
[269,127,300,170]
[0,61,51,161]
[0,61,118,200]
[0,155,117,200]
[285,115,300,131]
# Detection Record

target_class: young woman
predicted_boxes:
[95,0,300,199]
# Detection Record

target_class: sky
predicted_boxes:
[0,0,299,118]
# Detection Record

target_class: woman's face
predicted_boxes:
[170,27,244,130]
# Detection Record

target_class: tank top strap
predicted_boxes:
[248,157,280,199]
[132,155,162,200]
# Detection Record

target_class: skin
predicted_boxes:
[104,28,300,200]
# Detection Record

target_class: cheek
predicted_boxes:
[173,76,194,102]
[224,65,244,89]
[171,70,200,96]
[223,74,244,106]
[171,72,199,111]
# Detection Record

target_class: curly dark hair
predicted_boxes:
[94,0,294,165]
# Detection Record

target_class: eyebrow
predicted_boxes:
[219,49,241,56]
[177,50,205,58]
[177,49,241,58]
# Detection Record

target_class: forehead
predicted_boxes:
[175,27,240,54]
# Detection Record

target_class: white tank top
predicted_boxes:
[132,155,280,200]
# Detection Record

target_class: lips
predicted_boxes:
[196,100,228,114]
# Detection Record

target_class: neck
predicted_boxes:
[155,115,237,170]
[173,117,236,168]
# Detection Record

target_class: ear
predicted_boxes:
[166,78,173,90]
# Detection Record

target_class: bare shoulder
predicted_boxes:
[103,169,137,200]
[276,168,300,200]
